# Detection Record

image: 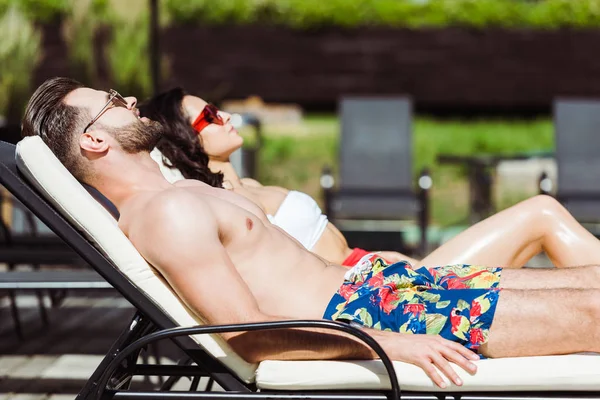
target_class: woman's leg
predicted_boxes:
[421,195,600,268]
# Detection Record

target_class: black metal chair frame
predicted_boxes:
[538,99,600,234]
[322,178,431,256]
[2,140,599,400]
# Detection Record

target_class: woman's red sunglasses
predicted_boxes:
[192,104,224,132]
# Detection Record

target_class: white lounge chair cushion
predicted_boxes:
[16,136,600,393]
[257,354,600,392]
[16,136,257,383]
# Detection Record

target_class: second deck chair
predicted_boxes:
[0,184,93,338]
[551,98,600,232]
[322,97,430,256]
[3,136,600,400]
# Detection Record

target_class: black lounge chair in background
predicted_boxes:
[0,187,97,338]
[540,99,600,235]
[321,97,431,257]
[3,137,600,400]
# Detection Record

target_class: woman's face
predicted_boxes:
[182,95,243,160]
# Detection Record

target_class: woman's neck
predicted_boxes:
[209,158,242,187]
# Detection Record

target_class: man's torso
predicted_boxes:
[117,179,348,320]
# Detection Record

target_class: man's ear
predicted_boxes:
[79,129,109,154]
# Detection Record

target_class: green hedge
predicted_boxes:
[7,0,600,29]
[164,0,600,29]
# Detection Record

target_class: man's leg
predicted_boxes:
[421,195,600,268]
[481,288,600,357]
[500,266,600,290]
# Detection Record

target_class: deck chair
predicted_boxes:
[0,184,92,338]
[322,97,430,256]
[3,137,600,400]
[551,99,600,230]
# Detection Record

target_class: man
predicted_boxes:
[22,77,600,389]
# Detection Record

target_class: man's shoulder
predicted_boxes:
[144,186,210,220]
[124,187,210,231]
[122,187,216,248]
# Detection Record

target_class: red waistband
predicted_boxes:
[341,247,372,267]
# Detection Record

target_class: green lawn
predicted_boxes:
[241,115,554,227]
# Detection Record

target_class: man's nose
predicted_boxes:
[125,96,137,110]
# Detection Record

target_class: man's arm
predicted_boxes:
[132,191,477,388]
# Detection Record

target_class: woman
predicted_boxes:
[140,88,600,268]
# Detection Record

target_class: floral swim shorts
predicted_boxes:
[323,254,503,351]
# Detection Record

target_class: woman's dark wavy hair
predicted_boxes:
[139,88,224,188]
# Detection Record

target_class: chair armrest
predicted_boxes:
[417,167,432,192]
[538,171,553,196]
[94,319,401,400]
[320,165,336,218]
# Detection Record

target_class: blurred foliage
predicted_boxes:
[62,0,110,84]
[0,0,155,119]
[2,0,599,122]
[0,5,41,120]
[104,11,153,99]
[0,0,70,22]
[61,0,154,97]
[164,0,600,29]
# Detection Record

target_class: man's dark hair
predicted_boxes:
[22,77,90,181]
[139,88,224,188]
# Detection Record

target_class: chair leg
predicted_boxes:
[418,167,432,257]
[36,290,49,326]
[189,376,201,391]
[140,347,152,386]
[160,357,193,391]
[77,312,154,400]
[30,263,50,326]
[160,375,184,391]
[6,262,23,339]
[205,377,215,392]
[8,289,24,340]
[149,342,165,386]
[49,289,67,307]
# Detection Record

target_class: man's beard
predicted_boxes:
[108,119,164,154]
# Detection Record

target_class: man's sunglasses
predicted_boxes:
[192,104,224,133]
[83,89,128,133]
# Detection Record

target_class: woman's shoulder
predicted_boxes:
[241,180,289,214]
[241,177,290,196]
[240,177,263,187]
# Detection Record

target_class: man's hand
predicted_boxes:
[374,331,479,388]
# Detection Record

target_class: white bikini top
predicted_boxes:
[267,191,328,251]
[150,148,328,250]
